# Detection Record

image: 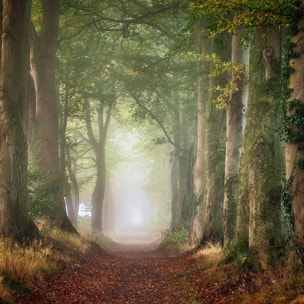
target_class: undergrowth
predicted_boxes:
[193,242,304,303]
[0,219,89,303]
[158,226,189,251]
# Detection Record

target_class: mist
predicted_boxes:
[77,129,171,245]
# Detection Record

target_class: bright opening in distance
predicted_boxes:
[106,130,164,245]
[130,212,144,226]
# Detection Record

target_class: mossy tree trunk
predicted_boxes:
[238,27,284,263]
[201,37,230,243]
[0,0,34,240]
[189,20,210,246]
[203,79,226,242]
[285,13,304,248]
[223,22,249,246]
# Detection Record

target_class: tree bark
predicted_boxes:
[203,80,226,242]
[189,20,210,246]
[29,0,75,232]
[170,106,193,230]
[85,100,112,234]
[102,179,115,233]
[223,21,249,246]
[239,27,283,263]
[171,156,180,229]
[200,36,230,243]
[0,0,34,240]
[285,13,304,247]
[66,144,80,223]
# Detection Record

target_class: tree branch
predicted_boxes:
[128,89,185,151]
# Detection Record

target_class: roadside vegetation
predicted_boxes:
[0,220,90,303]
[160,228,304,303]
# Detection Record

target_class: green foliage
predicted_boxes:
[281,169,297,247]
[184,51,247,108]
[187,0,304,37]
[160,225,189,249]
[27,168,61,219]
[280,15,304,258]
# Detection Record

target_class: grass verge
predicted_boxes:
[0,220,90,303]
[190,243,304,303]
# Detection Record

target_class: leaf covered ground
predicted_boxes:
[10,241,304,304]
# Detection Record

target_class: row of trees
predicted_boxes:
[187,0,304,264]
[1,0,304,267]
[0,0,195,240]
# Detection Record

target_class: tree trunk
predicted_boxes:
[170,106,193,229]
[201,37,230,243]
[189,20,210,246]
[285,13,304,248]
[203,87,226,242]
[59,85,79,224]
[29,0,75,232]
[180,146,194,225]
[91,150,107,233]
[223,22,249,246]
[0,0,34,240]
[28,75,36,144]
[171,156,180,229]
[234,131,250,249]
[102,179,115,233]
[240,28,283,263]
[85,100,112,234]
[66,144,80,223]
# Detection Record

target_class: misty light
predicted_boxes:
[129,211,144,226]
[104,130,166,245]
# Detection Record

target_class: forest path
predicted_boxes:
[14,241,244,304]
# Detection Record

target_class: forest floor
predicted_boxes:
[10,236,304,304]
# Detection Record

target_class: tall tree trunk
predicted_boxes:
[234,130,250,249]
[171,156,180,229]
[85,100,112,234]
[59,85,78,224]
[201,37,230,243]
[285,13,304,248]
[66,144,80,223]
[28,75,36,144]
[91,147,107,233]
[29,0,75,232]
[203,85,226,242]
[189,20,210,246]
[102,179,115,233]
[170,107,193,229]
[238,28,283,263]
[180,145,194,225]
[223,21,249,246]
[0,0,34,240]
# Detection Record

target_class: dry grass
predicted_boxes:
[0,221,90,302]
[194,242,225,267]
[192,244,304,303]
[241,251,304,303]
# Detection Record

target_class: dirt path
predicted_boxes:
[14,243,245,304]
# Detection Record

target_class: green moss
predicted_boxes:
[280,14,304,257]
